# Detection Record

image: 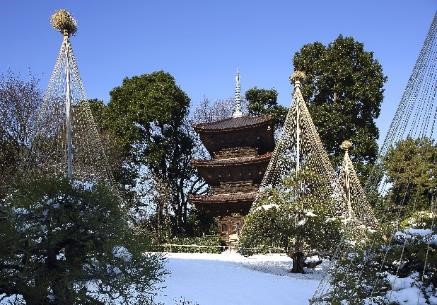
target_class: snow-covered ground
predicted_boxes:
[155,251,324,305]
[3,250,434,304]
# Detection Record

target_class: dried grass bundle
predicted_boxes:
[51,9,77,36]
[291,70,306,84]
[340,140,353,151]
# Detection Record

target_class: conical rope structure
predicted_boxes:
[29,10,113,186]
[252,72,345,216]
[311,11,437,305]
[367,12,437,194]
[251,72,376,226]
[339,140,378,228]
[248,71,378,304]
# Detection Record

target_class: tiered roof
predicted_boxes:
[194,115,273,132]
[193,115,275,156]
[190,114,275,215]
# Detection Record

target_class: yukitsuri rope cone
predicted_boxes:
[244,70,379,304]
[29,9,113,186]
[250,70,377,224]
[251,70,346,217]
[339,140,378,228]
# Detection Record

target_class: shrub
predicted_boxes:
[0,176,165,305]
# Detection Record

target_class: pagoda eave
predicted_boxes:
[189,192,257,204]
[193,115,274,133]
[192,152,272,167]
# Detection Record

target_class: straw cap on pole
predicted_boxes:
[51,9,77,37]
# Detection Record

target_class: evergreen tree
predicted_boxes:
[293,35,386,181]
[384,137,437,212]
[245,87,287,128]
[240,170,342,273]
[104,71,202,235]
[0,176,164,305]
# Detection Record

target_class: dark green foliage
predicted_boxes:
[106,71,189,158]
[100,71,204,234]
[293,35,386,181]
[240,170,342,273]
[245,87,288,128]
[384,137,437,212]
[0,176,164,305]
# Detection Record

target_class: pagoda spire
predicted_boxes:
[233,70,243,118]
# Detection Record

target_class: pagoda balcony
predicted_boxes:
[214,147,257,159]
[211,180,258,194]
[189,192,256,217]
[192,152,272,186]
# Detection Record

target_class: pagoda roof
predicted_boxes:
[192,152,272,167]
[194,115,273,133]
[189,192,257,204]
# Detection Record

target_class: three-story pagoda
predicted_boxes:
[189,73,275,243]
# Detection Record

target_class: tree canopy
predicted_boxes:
[384,137,437,212]
[104,71,203,235]
[0,176,163,305]
[245,87,287,128]
[0,71,43,199]
[293,35,386,181]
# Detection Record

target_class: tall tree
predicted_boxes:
[293,35,386,181]
[245,87,287,128]
[105,71,203,235]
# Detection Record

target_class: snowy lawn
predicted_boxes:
[155,251,325,305]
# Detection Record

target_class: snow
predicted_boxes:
[155,252,323,305]
[387,286,427,304]
[304,210,317,217]
[113,245,132,262]
[255,204,279,211]
[386,273,417,291]
[383,273,437,305]
[3,251,434,305]
[404,228,433,236]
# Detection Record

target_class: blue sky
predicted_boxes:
[1,1,435,141]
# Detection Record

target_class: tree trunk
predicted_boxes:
[291,251,305,273]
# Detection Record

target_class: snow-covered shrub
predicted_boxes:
[325,222,436,304]
[239,170,342,273]
[0,175,165,305]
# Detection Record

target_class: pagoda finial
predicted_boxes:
[233,70,243,118]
